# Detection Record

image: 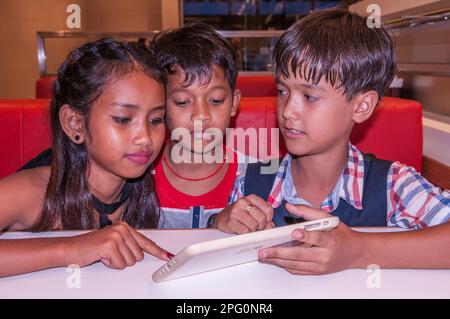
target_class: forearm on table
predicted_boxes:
[0,237,70,277]
[355,222,450,269]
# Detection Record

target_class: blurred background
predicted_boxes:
[0,0,449,117]
[0,0,449,187]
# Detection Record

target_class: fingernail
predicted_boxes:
[259,250,268,259]
[294,230,304,240]
[167,252,175,259]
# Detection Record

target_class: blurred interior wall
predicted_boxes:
[161,0,181,30]
[0,0,87,98]
[350,0,450,117]
[395,21,450,117]
[86,0,161,32]
[0,0,180,99]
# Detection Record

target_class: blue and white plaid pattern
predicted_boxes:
[386,163,450,228]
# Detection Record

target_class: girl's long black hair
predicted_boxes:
[33,38,165,231]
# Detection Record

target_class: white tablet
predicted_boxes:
[152,217,339,282]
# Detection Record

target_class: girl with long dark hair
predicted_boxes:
[0,38,172,277]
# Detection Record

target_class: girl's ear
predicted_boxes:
[231,89,241,117]
[59,104,86,144]
[352,90,379,124]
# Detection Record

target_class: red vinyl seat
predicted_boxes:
[236,75,277,97]
[35,76,56,99]
[0,96,422,178]
[350,97,422,172]
[0,99,52,178]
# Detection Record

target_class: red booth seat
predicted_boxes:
[0,99,52,178]
[36,76,55,99]
[0,97,422,178]
[236,75,277,97]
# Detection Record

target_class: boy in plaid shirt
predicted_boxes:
[217,8,449,274]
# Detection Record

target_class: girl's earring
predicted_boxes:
[74,135,80,141]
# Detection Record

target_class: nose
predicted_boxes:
[132,121,153,147]
[282,94,300,121]
[191,100,212,124]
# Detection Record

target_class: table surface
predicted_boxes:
[1,227,449,299]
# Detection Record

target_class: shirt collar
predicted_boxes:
[268,143,365,211]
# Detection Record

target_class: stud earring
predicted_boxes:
[74,135,80,141]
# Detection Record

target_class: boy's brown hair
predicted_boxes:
[151,23,238,91]
[273,8,397,101]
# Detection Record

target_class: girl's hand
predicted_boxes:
[65,222,173,269]
[258,204,364,275]
[215,194,275,234]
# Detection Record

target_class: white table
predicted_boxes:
[1,228,449,299]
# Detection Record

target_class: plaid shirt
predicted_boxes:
[229,144,450,229]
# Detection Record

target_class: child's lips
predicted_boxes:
[192,131,213,141]
[125,152,151,164]
[283,127,306,138]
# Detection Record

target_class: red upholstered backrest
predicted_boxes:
[36,76,56,99]
[0,99,52,178]
[231,96,423,171]
[0,96,422,179]
[350,97,422,172]
[236,75,277,97]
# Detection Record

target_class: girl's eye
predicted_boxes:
[304,94,319,103]
[149,118,163,126]
[209,99,225,105]
[112,116,131,124]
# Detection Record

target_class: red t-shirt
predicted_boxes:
[153,150,238,228]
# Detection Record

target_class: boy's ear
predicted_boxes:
[231,89,241,117]
[352,90,379,124]
[59,104,86,144]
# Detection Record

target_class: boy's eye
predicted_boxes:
[149,118,163,126]
[277,88,288,96]
[112,116,131,124]
[304,94,319,103]
[209,98,225,105]
[174,100,189,107]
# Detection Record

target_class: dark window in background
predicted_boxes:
[182,0,359,71]
[183,0,358,30]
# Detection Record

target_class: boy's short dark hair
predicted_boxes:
[151,23,238,91]
[273,8,397,101]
